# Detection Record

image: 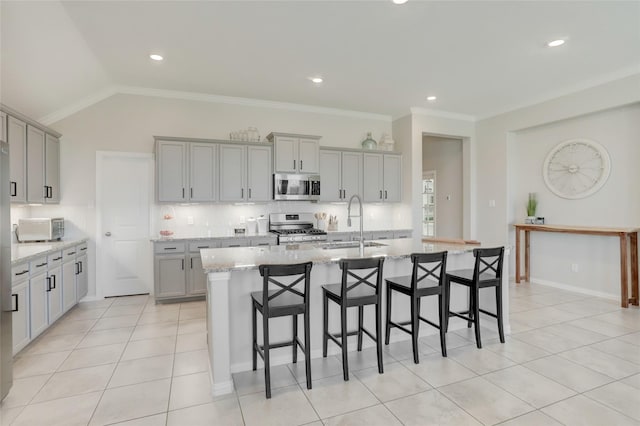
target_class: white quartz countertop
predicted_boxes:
[11,239,89,265]
[201,238,483,273]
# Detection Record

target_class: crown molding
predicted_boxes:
[476,65,640,121]
[41,84,392,125]
[39,86,118,125]
[409,107,476,122]
[115,85,392,121]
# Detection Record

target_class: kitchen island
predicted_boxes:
[201,238,510,395]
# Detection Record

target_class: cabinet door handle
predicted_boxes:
[48,186,53,199]
[12,294,18,312]
[190,188,193,198]
[293,160,296,170]
[241,188,244,198]
[379,190,383,199]
[46,277,52,292]
[300,160,303,170]
[79,261,83,273]
[52,274,56,289]
[10,181,17,197]
[384,190,388,199]
[36,262,48,268]
[248,188,252,199]
[190,258,193,269]
[67,251,76,256]
[181,259,185,270]
[164,247,177,250]
[16,270,29,276]
[76,262,80,275]
[80,247,87,251]
[53,256,62,261]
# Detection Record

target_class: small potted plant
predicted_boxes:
[525,193,537,224]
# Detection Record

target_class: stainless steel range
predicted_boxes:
[269,213,327,244]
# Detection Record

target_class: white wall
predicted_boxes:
[509,103,640,297]
[422,135,463,238]
[476,74,640,301]
[29,93,404,298]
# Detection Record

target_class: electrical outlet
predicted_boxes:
[571,263,579,272]
[187,216,194,225]
[446,195,451,201]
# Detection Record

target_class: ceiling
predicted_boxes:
[1,1,639,122]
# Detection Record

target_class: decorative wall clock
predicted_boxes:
[542,138,611,199]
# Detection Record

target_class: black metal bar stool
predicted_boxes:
[322,257,385,381]
[252,262,313,398]
[385,251,448,362]
[445,247,505,349]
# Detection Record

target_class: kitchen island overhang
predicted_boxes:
[201,239,510,396]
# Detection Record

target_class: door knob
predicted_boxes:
[105,232,112,237]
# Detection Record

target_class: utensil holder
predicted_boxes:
[317,219,326,231]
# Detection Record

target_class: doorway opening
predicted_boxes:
[422,135,463,239]
[422,171,436,237]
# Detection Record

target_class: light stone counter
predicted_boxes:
[202,238,511,396]
[11,239,89,265]
[201,239,476,273]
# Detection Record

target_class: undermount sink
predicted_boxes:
[320,241,388,250]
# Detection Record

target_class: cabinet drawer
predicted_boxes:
[78,242,88,253]
[393,230,412,239]
[249,237,277,247]
[48,251,63,266]
[63,246,78,261]
[219,239,249,248]
[154,242,186,254]
[327,232,352,242]
[11,263,30,282]
[30,256,49,273]
[370,231,393,240]
[189,241,220,252]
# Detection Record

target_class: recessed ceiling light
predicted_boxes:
[547,39,565,47]
[310,77,323,84]
[427,96,437,101]
[393,0,408,4]
[150,54,164,61]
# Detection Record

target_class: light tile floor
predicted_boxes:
[2,284,640,425]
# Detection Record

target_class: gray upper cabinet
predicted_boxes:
[247,145,271,201]
[7,116,27,203]
[298,138,320,173]
[319,149,363,202]
[190,143,217,202]
[45,134,60,203]
[156,140,188,202]
[219,144,246,202]
[0,111,6,142]
[156,138,272,204]
[26,125,46,203]
[319,150,341,202]
[383,154,402,202]
[268,133,320,174]
[363,153,384,202]
[363,152,402,203]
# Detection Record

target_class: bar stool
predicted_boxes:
[385,251,448,362]
[252,262,313,398]
[445,247,505,349]
[322,257,385,381]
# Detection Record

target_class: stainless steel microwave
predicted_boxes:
[273,174,320,201]
[17,218,65,242]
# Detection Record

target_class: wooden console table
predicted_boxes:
[513,224,639,308]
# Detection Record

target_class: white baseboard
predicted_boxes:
[529,277,618,301]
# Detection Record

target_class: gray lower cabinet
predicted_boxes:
[29,269,48,340]
[11,273,30,355]
[62,259,77,313]
[153,237,277,301]
[188,254,207,295]
[47,264,63,324]
[154,255,188,299]
[76,253,88,300]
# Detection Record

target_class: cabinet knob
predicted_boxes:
[105,232,112,237]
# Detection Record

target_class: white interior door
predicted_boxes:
[97,152,152,297]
